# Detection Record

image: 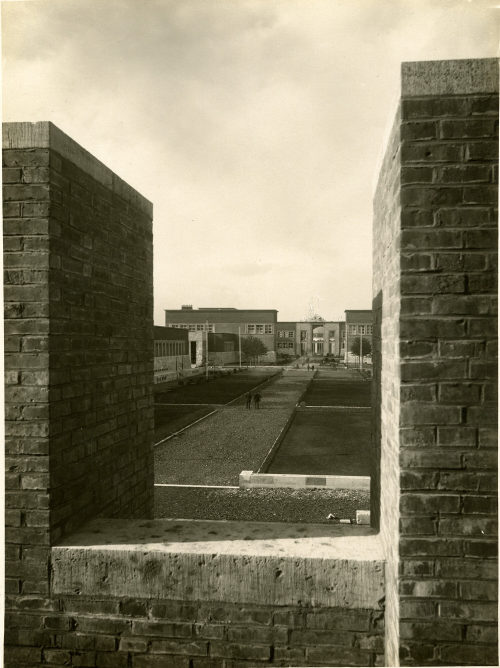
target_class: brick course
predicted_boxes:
[4,122,154,666]
[374,59,498,665]
[3,596,384,667]
[4,123,384,667]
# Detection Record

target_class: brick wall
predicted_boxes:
[4,122,384,667]
[4,122,154,664]
[4,598,384,667]
[372,106,402,665]
[48,133,154,540]
[4,142,52,601]
[374,58,498,665]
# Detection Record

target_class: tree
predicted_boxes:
[241,336,268,366]
[350,336,372,364]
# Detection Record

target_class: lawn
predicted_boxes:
[154,369,278,405]
[266,408,372,476]
[302,379,371,406]
[154,369,279,442]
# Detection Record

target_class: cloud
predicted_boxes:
[3,0,498,323]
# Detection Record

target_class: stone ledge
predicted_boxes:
[2,121,153,217]
[402,58,499,97]
[51,518,384,609]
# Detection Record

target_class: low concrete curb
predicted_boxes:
[239,470,370,491]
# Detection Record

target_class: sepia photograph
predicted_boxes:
[2,0,498,666]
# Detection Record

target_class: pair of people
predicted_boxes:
[245,392,262,409]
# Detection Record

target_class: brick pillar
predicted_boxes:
[4,122,154,658]
[373,59,498,666]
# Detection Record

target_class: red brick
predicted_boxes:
[437,426,477,447]
[400,517,437,535]
[432,295,496,316]
[463,539,497,558]
[466,141,498,161]
[438,382,481,403]
[208,641,267,660]
[440,118,498,139]
[400,599,436,618]
[401,273,465,294]
[400,449,462,469]
[464,228,498,249]
[400,620,462,641]
[401,361,467,382]
[306,646,371,665]
[436,558,497,579]
[401,141,463,163]
[400,427,436,447]
[437,164,492,183]
[465,624,498,643]
[460,580,498,601]
[401,493,460,514]
[439,600,497,621]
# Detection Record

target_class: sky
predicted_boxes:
[2,0,499,323]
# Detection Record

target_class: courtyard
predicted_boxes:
[154,364,372,522]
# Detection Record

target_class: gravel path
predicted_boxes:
[154,370,313,486]
[154,486,370,523]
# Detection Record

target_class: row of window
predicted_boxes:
[348,324,373,335]
[278,342,295,349]
[167,323,214,332]
[277,330,295,338]
[154,340,188,357]
[246,324,274,334]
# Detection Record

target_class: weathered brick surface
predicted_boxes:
[4,123,154,667]
[374,60,498,665]
[3,597,385,667]
[4,124,384,667]
[372,106,401,665]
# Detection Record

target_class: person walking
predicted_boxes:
[253,392,261,409]
[245,393,252,409]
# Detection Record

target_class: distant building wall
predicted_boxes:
[154,325,191,382]
[373,58,498,665]
[345,310,373,364]
[277,321,344,357]
[165,307,277,362]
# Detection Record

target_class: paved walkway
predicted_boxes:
[154,368,314,486]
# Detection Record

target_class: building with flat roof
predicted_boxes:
[344,309,373,364]
[154,326,191,383]
[276,318,345,358]
[189,331,239,367]
[164,306,278,363]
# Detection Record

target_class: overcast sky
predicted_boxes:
[3,0,498,323]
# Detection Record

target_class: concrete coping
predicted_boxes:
[402,58,499,97]
[240,470,370,490]
[52,517,384,609]
[2,121,153,217]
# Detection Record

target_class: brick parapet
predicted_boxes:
[3,146,52,601]
[3,122,154,666]
[374,58,498,666]
[47,145,154,541]
[397,76,498,665]
[372,106,402,666]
